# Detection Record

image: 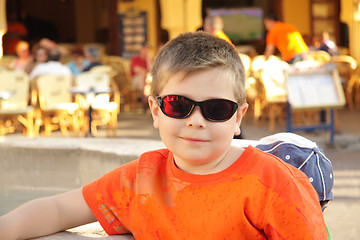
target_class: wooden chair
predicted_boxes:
[330,55,358,111]
[251,55,289,131]
[90,65,121,114]
[239,53,257,121]
[34,74,81,136]
[238,53,252,79]
[75,71,118,137]
[0,70,38,137]
[103,55,137,112]
[307,50,331,63]
[0,55,17,70]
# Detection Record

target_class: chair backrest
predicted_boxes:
[238,53,252,78]
[330,55,357,82]
[75,72,110,89]
[0,70,30,109]
[252,56,289,103]
[90,65,116,77]
[103,55,132,89]
[0,55,17,70]
[307,50,331,63]
[35,74,73,108]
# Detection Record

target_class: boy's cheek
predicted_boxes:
[153,118,159,129]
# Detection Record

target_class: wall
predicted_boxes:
[340,0,357,59]
[73,0,109,44]
[74,0,95,43]
[21,0,76,42]
[0,0,6,58]
[160,0,202,40]
[282,0,311,36]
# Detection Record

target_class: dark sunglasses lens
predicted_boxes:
[162,95,194,118]
[203,99,236,121]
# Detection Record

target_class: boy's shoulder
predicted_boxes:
[140,148,170,160]
[249,145,307,179]
[137,148,171,168]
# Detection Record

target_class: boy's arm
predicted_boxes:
[0,188,97,240]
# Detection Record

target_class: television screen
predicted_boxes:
[208,8,264,43]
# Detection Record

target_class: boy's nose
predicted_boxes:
[185,106,206,128]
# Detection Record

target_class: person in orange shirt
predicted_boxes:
[264,13,309,64]
[203,15,235,47]
[0,32,327,240]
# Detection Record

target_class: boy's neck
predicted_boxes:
[173,146,245,175]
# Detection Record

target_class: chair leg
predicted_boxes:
[44,117,54,136]
[0,121,5,136]
[345,91,354,111]
[17,113,36,138]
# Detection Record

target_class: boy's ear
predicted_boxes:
[234,102,248,136]
[148,96,160,129]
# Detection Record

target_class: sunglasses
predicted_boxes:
[156,95,238,122]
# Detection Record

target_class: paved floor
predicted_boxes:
[1,107,359,239]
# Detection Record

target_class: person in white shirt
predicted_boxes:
[29,47,72,79]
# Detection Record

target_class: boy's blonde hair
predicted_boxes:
[151,31,246,103]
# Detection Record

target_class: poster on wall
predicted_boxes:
[118,10,148,59]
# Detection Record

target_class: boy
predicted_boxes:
[0,32,327,239]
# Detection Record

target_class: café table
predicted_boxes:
[0,91,13,108]
[70,86,112,137]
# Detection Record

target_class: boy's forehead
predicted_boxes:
[165,68,233,84]
[160,68,237,97]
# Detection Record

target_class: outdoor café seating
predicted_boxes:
[0,70,38,137]
[103,55,136,112]
[250,55,289,131]
[33,74,81,136]
[74,71,118,137]
[330,55,358,111]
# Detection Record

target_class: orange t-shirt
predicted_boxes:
[266,21,309,61]
[83,146,327,239]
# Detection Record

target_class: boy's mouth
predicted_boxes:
[180,136,209,144]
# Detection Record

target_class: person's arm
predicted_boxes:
[264,44,276,60]
[0,188,96,240]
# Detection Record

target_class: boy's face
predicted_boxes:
[149,68,248,173]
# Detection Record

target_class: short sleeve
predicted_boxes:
[82,160,138,235]
[262,174,327,239]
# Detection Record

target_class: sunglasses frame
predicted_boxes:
[156,95,239,122]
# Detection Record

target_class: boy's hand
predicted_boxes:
[0,188,96,240]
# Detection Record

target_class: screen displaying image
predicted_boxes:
[209,8,264,43]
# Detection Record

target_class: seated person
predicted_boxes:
[9,41,33,72]
[29,47,72,79]
[130,43,153,107]
[317,31,338,56]
[67,45,90,75]
[82,45,102,72]
[203,15,234,46]
[24,45,48,74]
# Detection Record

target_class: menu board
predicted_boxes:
[285,63,346,110]
[118,10,148,59]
